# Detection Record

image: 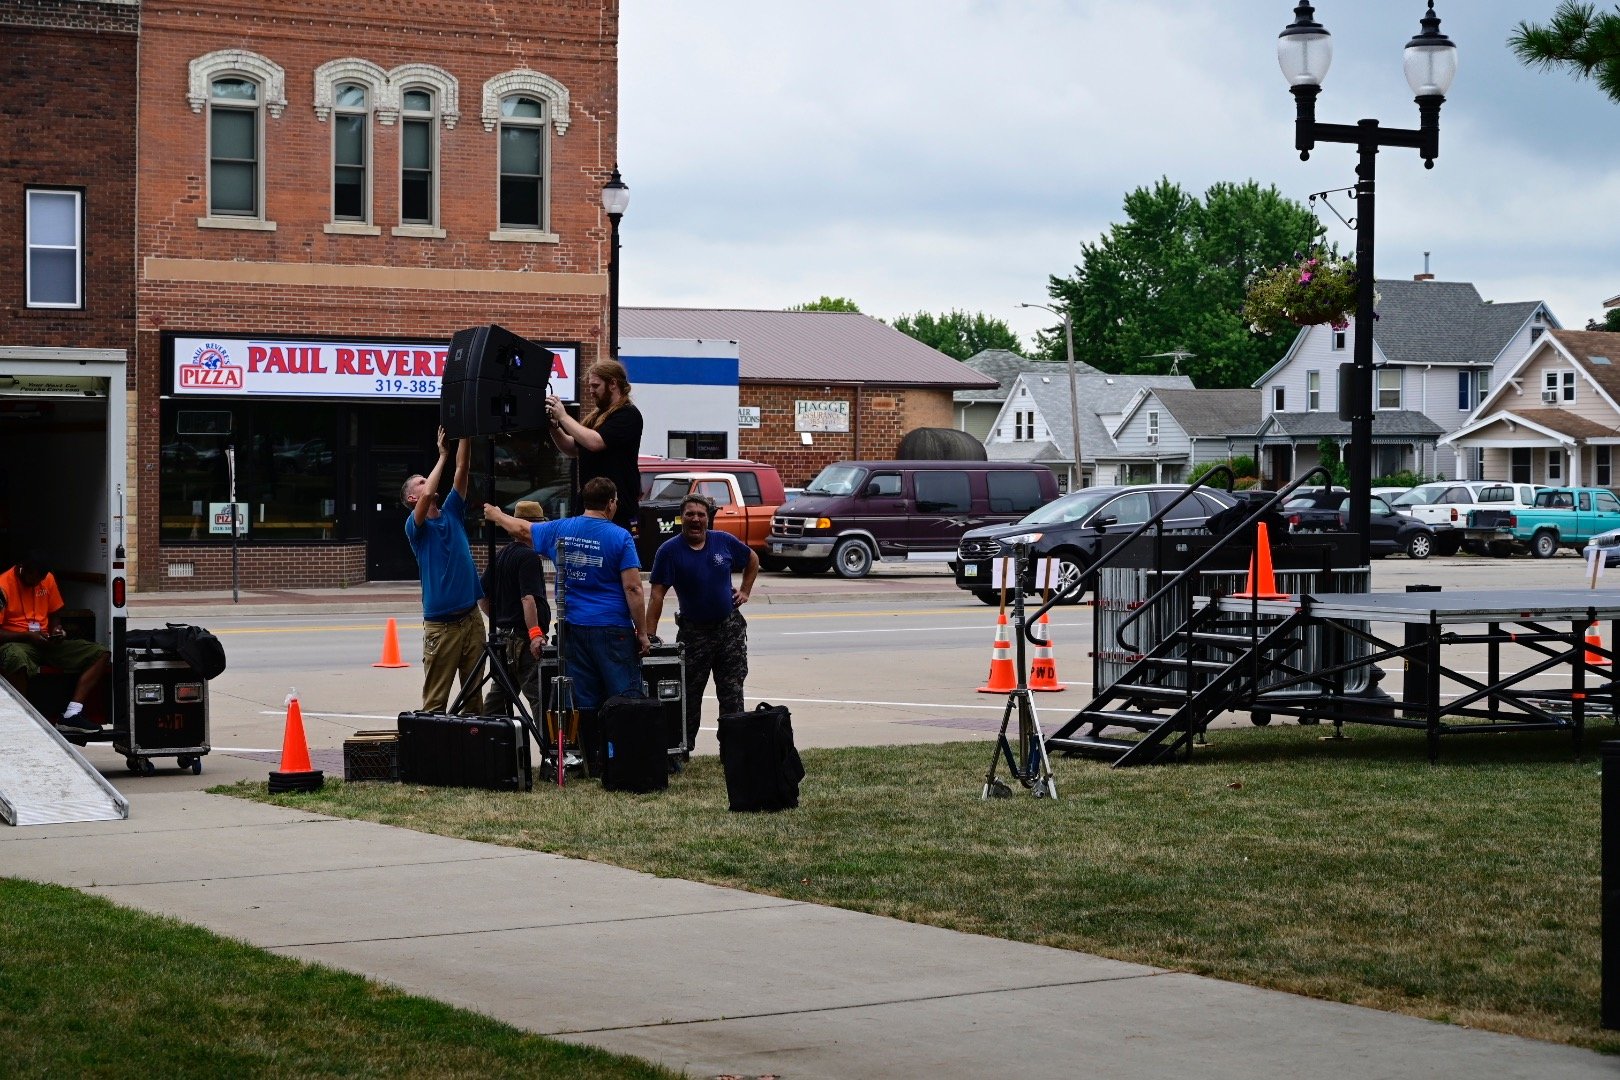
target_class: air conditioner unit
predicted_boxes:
[1146,434,1158,445]
[1542,388,1559,404]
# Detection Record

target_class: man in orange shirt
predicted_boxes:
[0,554,111,735]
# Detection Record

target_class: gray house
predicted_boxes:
[1251,279,1557,485]
[984,370,1194,490]
[954,349,1100,441]
[1110,388,1262,483]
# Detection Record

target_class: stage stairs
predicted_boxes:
[1046,600,1313,767]
[0,677,128,826]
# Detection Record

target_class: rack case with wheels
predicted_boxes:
[112,647,211,775]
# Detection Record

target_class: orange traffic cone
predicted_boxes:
[1230,521,1288,601]
[372,618,410,668]
[1029,611,1065,691]
[1586,622,1609,667]
[268,691,325,793]
[977,614,1018,693]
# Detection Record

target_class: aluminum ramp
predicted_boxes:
[0,679,128,826]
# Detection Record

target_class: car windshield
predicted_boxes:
[646,477,690,502]
[1020,490,1114,525]
[1393,484,1450,507]
[804,465,866,496]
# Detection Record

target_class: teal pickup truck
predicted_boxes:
[1469,486,1620,558]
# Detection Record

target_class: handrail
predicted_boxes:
[1113,465,1336,653]
[1019,466,1239,643]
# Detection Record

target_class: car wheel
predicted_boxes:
[1405,532,1433,560]
[786,558,831,576]
[758,552,786,572]
[1049,552,1089,605]
[832,537,874,579]
[1435,534,1462,557]
[1531,530,1559,559]
[973,589,999,606]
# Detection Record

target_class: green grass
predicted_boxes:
[227,725,1620,1053]
[0,878,680,1079]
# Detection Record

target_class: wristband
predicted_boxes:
[528,626,544,641]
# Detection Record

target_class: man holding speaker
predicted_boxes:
[485,477,650,757]
[403,426,483,714]
[546,359,642,532]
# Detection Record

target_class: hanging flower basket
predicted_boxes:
[1242,251,1358,336]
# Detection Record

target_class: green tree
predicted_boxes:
[1586,309,1620,332]
[1510,2,1620,103]
[786,296,862,312]
[890,309,1024,361]
[1043,178,1324,388]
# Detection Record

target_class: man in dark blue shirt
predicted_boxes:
[403,426,483,714]
[646,495,759,755]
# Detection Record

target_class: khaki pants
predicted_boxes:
[421,607,485,714]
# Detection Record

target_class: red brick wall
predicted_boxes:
[0,3,138,351]
[135,0,619,589]
[738,383,963,486]
[158,542,369,590]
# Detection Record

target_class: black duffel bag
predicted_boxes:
[717,702,804,812]
[127,622,228,680]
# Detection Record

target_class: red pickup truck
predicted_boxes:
[637,457,790,566]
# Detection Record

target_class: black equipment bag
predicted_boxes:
[396,712,532,791]
[126,623,227,680]
[597,694,669,793]
[717,702,805,812]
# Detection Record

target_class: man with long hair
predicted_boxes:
[546,359,643,531]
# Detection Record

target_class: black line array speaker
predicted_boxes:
[441,324,557,438]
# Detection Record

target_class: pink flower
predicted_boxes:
[1299,271,1313,283]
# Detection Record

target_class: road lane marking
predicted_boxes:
[780,623,1086,636]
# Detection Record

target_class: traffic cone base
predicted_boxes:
[373,617,410,668]
[1029,612,1065,692]
[269,695,324,793]
[1586,622,1608,667]
[978,614,1018,693]
[1230,521,1288,601]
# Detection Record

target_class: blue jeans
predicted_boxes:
[558,623,641,709]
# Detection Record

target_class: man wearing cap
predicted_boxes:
[479,500,551,720]
[0,554,111,735]
[402,426,483,714]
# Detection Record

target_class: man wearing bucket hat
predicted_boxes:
[479,500,551,720]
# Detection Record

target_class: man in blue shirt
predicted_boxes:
[403,426,483,714]
[646,494,759,755]
[484,476,649,716]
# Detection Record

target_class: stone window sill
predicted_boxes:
[324,222,382,236]
[489,229,559,244]
[392,225,447,239]
[197,216,277,231]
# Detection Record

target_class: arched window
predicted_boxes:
[332,82,369,222]
[209,76,262,218]
[498,95,546,231]
[400,88,437,226]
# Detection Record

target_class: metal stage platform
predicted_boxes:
[1213,588,1620,761]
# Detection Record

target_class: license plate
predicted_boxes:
[962,564,977,577]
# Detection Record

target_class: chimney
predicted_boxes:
[1413,250,1435,282]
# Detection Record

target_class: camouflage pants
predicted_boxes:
[675,609,748,752]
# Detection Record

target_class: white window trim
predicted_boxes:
[1306,370,1320,412]
[1272,385,1285,412]
[390,64,460,129]
[481,69,570,134]
[1332,329,1346,351]
[313,58,388,123]
[25,188,82,309]
[189,49,285,116]
[1375,368,1402,410]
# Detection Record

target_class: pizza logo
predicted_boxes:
[179,342,244,389]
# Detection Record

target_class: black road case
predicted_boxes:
[396,711,533,791]
[539,640,686,756]
[112,647,210,775]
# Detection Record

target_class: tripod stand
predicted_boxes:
[982,542,1058,800]
[450,619,545,766]
[543,535,585,788]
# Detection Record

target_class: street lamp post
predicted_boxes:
[1022,302,1083,491]
[600,168,630,360]
[1277,1,1456,565]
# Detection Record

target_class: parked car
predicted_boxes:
[954,484,1237,604]
[642,471,780,563]
[1283,489,1435,559]
[771,461,1060,578]
[1389,481,1529,556]
[1370,485,1411,503]
[1455,482,1555,555]
[637,456,787,507]
[1471,486,1620,558]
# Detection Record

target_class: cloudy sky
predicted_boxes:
[617,1,1619,355]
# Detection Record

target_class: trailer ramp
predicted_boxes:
[0,679,128,826]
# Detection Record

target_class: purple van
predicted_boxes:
[766,460,1060,578]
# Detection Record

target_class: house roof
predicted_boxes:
[954,349,1101,402]
[1497,407,1620,440]
[1546,329,1620,404]
[1257,410,1445,441]
[1012,371,1195,463]
[620,307,997,389]
[985,439,1066,464]
[1142,388,1262,438]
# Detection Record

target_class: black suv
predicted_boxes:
[954,484,1236,604]
[1282,489,1435,559]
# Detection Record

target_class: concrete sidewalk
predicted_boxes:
[5,790,1611,1079]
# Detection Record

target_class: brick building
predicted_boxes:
[135,0,620,589]
[621,308,995,487]
[0,1,139,589]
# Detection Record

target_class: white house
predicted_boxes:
[1110,388,1262,483]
